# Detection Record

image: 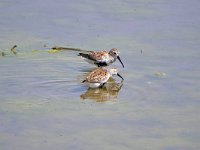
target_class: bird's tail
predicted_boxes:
[82,80,86,83]
[78,53,89,58]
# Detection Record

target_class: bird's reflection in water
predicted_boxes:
[80,78,123,103]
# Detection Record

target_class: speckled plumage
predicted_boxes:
[82,68,124,88]
[90,51,109,62]
[85,68,110,83]
[78,48,124,68]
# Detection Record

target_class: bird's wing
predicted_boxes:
[90,51,109,62]
[86,68,110,83]
[78,53,96,61]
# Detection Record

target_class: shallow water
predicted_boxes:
[0,0,200,150]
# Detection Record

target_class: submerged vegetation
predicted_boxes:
[50,46,92,53]
[0,45,17,57]
[0,45,93,56]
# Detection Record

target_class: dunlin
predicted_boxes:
[78,48,124,68]
[82,68,124,88]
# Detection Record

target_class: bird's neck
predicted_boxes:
[109,56,116,63]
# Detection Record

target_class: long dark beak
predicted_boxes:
[117,56,124,68]
[117,73,124,81]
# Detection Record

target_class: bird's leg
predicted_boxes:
[99,83,106,88]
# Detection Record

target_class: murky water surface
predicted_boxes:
[0,0,200,149]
